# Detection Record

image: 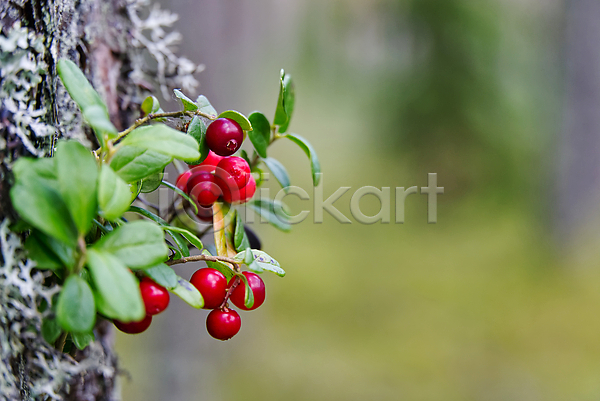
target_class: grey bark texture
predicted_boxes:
[0,0,201,399]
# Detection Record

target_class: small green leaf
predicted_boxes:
[71,331,95,350]
[42,317,62,344]
[140,170,164,193]
[93,220,168,269]
[278,74,295,132]
[196,95,218,118]
[56,276,96,333]
[237,273,255,309]
[144,264,178,290]
[174,89,198,111]
[10,159,78,246]
[87,249,145,322]
[82,105,118,140]
[141,96,161,115]
[98,165,132,221]
[262,157,290,192]
[234,249,285,277]
[55,141,98,235]
[171,276,204,309]
[25,233,63,270]
[28,230,76,268]
[202,249,235,281]
[284,133,321,186]
[249,199,292,232]
[119,124,200,162]
[248,112,270,158]
[110,146,172,183]
[234,211,250,252]
[161,226,203,250]
[185,116,209,166]
[127,206,190,258]
[217,110,252,131]
[129,180,142,202]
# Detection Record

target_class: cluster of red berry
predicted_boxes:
[190,269,265,340]
[176,118,256,220]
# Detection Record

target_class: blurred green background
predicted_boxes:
[117,0,600,400]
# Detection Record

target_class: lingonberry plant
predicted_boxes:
[9,59,321,346]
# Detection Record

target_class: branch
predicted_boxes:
[165,254,238,266]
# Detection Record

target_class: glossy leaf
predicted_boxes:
[56,276,96,333]
[284,133,321,186]
[160,180,199,214]
[171,276,204,309]
[110,146,172,183]
[248,112,270,158]
[248,199,292,232]
[234,249,285,277]
[82,105,118,140]
[144,264,178,290]
[262,157,290,192]
[87,249,145,322]
[237,273,255,309]
[141,96,161,115]
[128,206,190,258]
[10,159,78,246]
[217,110,252,131]
[278,74,295,132]
[174,89,198,111]
[72,331,95,350]
[98,165,132,221]
[42,317,62,344]
[140,170,164,193]
[93,220,168,269]
[28,230,76,268]
[234,211,250,252]
[25,233,63,270]
[161,226,203,250]
[185,116,209,166]
[196,95,218,118]
[202,249,235,281]
[119,124,200,162]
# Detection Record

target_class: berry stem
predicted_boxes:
[165,254,239,266]
[219,276,240,309]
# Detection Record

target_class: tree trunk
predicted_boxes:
[0,0,200,399]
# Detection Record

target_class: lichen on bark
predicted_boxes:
[0,0,201,398]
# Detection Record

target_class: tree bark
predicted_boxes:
[0,0,200,399]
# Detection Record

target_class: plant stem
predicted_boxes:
[219,276,240,309]
[56,332,68,352]
[165,254,238,266]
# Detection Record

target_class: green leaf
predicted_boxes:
[56,275,96,333]
[25,233,63,270]
[42,317,62,344]
[93,220,168,269]
[140,170,164,193]
[71,331,95,350]
[196,95,218,118]
[185,116,209,166]
[87,248,145,321]
[98,165,132,221]
[10,159,78,246]
[141,96,161,115]
[127,206,190,258]
[56,59,117,142]
[201,249,235,281]
[237,273,255,309]
[217,110,252,131]
[284,133,321,186]
[160,226,203,250]
[234,211,250,252]
[278,73,295,132]
[110,146,172,183]
[119,124,200,162]
[248,112,271,158]
[262,157,290,191]
[55,141,98,235]
[249,199,292,232]
[234,249,285,277]
[144,264,178,290]
[171,276,204,309]
[160,180,199,214]
[28,230,76,268]
[174,89,198,111]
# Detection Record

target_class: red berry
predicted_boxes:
[176,170,193,192]
[190,268,228,309]
[213,171,240,204]
[140,278,170,315]
[238,176,256,204]
[205,118,243,156]
[230,272,266,311]
[114,315,152,334]
[189,150,223,170]
[187,171,221,207]
[216,157,251,189]
[206,308,241,340]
